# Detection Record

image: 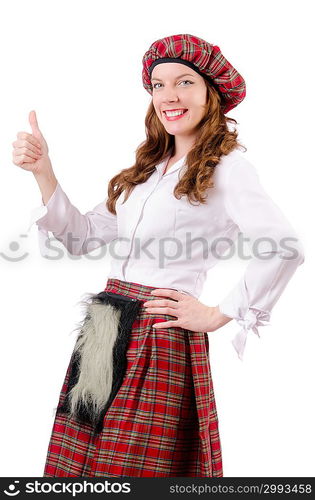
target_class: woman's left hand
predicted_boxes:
[143,288,232,332]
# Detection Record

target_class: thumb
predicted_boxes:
[29,110,42,139]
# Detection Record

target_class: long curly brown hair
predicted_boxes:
[106,79,246,214]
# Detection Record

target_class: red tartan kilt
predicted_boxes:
[43,278,223,477]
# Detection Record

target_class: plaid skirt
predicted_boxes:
[43,278,223,477]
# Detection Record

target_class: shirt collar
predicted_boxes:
[155,152,187,177]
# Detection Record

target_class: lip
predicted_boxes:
[163,109,188,121]
[163,108,188,112]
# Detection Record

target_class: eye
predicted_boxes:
[179,80,193,86]
[152,80,194,90]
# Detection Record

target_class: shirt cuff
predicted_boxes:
[28,205,51,257]
[28,182,60,231]
[27,184,60,257]
[219,305,271,361]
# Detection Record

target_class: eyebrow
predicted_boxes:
[151,73,197,82]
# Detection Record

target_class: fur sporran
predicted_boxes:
[57,291,141,434]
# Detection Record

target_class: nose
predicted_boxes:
[162,88,180,103]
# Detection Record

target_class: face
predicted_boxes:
[151,63,208,138]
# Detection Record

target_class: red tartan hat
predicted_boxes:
[142,33,246,114]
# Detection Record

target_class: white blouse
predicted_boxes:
[28,148,305,360]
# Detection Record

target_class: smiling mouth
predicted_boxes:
[163,109,188,117]
[163,110,189,123]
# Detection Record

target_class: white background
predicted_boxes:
[0,0,314,478]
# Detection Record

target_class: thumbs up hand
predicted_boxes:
[29,110,49,156]
[12,110,52,175]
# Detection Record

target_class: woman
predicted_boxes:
[12,34,304,477]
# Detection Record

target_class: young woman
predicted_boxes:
[12,34,304,477]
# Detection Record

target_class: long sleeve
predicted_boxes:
[28,182,118,256]
[218,157,305,361]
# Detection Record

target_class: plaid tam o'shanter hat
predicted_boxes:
[142,33,246,114]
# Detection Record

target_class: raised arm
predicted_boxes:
[12,110,117,257]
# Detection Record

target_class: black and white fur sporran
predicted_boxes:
[56,290,141,433]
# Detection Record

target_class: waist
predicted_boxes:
[104,278,181,302]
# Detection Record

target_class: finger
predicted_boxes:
[13,153,38,164]
[13,139,41,155]
[14,146,41,160]
[150,289,181,301]
[152,320,180,328]
[17,131,42,149]
[29,110,41,136]
[145,299,179,308]
[145,307,178,316]
[13,148,42,160]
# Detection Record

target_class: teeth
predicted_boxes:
[164,109,186,117]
